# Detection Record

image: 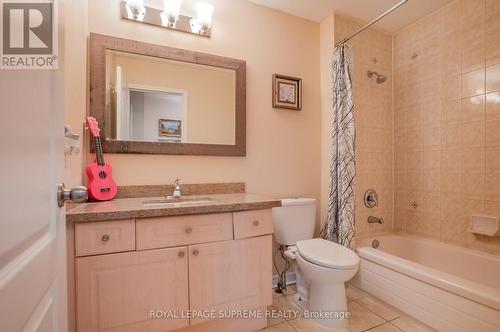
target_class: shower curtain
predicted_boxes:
[321,44,356,250]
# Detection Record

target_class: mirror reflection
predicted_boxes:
[105,50,236,145]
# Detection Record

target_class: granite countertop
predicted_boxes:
[66,193,282,223]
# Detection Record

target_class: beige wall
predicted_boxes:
[393,0,500,254]
[332,15,394,239]
[110,53,236,145]
[65,0,321,213]
[64,0,88,187]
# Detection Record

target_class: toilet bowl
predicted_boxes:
[296,238,359,328]
[272,198,360,329]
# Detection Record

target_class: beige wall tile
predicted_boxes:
[423,127,441,150]
[442,148,462,172]
[485,146,500,174]
[423,172,441,194]
[461,147,485,174]
[461,120,485,147]
[486,0,500,65]
[462,41,486,73]
[441,99,461,124]
[441,124,462,148]
[461,95,485,122]
[486,92,500,119]
[462,69,485,98]
[485,174,500,201]
[486,63,500,92]
[423,151,441,172]
[441,172,462,196]
[422,100,442,127]
[443,74,462,101]
[462,174,485,200]
[486,119,500,145]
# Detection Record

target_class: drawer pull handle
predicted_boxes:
[192,249,199,256]
[185,226,192,234]
[101,234,110,242]
[178,251,185,258]
[252,220,260,226]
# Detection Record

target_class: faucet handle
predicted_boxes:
[172,178,182,198]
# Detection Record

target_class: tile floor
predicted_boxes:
[259,284,437,332]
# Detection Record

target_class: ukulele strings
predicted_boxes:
[96,135,107,193]
[89,118,109,197]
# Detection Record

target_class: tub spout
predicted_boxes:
[368,216,384,224]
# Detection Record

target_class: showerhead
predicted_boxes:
[367,70,386,84]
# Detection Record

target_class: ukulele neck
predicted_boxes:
[95,136,105,166]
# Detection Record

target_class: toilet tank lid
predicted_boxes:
[281,198,316,206]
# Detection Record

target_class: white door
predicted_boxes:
[0,1,69,331]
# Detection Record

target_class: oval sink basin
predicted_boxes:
[142,197,214,206]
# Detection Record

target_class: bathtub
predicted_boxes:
[352,234,500,332]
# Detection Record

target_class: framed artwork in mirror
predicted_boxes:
[272,74,302,111]
[159,119,182,138]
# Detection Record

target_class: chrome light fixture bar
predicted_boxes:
[121,0,213,37]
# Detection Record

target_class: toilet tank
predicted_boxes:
[272,198,316,246]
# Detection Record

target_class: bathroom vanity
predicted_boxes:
[66,184,280,332]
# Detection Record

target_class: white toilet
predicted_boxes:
[272,198,360,329]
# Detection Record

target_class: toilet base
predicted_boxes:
[292,292,308,310]
[308,281,349,329]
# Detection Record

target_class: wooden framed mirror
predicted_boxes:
[89,33,246,156]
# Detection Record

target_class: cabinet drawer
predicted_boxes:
[75,220,135,257]
[136,213,233,250]
[233,209,273,239]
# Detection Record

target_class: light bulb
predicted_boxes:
[126,0,146,21]
[195,2,214,33]
[162,0,182,27]
[163,0,182,20]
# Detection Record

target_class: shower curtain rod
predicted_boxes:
[335,0,409,47]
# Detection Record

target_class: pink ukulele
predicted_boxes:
[86,117,117,201]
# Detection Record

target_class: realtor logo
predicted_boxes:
[1,0,58,69]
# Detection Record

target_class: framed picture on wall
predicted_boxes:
[158,119,182,138]
[272,74,302,111]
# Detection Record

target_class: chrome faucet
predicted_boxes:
[368,216,384,224]
[172,178,182,198]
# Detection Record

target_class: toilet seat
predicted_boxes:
[296,238,359,270]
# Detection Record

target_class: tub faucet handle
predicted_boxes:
[364,189,378,208]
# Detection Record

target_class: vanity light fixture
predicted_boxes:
[161,0,182,28]
[120,0,214,38]
[125,0,146,21]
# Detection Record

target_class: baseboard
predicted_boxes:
[272,272,296,288]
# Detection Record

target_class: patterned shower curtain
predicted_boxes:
[320,44,356,250]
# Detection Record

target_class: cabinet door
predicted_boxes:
[76,247,189,332]
[188,235,272,324]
